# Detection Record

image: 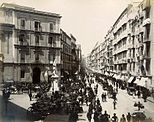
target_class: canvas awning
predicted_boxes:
[134,78,140,84]
[127,76,135,83]
[143,18,151,26]
[137,77,150,87]
[105,72,109,76]
[116,75,121,80]
[120,75,125,81]
[113,74,117,79]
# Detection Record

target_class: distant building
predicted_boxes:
[60,29,72,77]
[60,29,81,78]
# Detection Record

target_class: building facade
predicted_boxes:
[0,3,61,84]
[60,29,81,79]
[60,29,72,77]
[88,0,154,90]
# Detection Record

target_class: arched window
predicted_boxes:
[50,23,54,32]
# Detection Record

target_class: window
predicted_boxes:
[35,53,39,61]
[34,21,41,31]
[21,53,25,62]
[146,25,150,39]
[133,62,135,71]
[5,33,9,54]
[132,36,135,45]
[133,49,135,58]
[129,50,131,57]
[48,36,53,45]
[123,39,126,46]
[123,52,126,58]
[123,24,127,31]
[146,42,150,57]
[20,70,25,78]
[19,34,24,45]
[140,17,143,25]
[20,19,25,28]
[35,35,39,45]
[50,23,54,32]
[141,33,143,43]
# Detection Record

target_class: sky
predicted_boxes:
[0,0,134,56]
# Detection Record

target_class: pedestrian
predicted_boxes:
[96,98,100,105]
[103,110,110,122]
[126,112,131,122]
[142,90,148,102]
[99,112,105,122]
[111,113,118,122]
[85,94,88,106]
[95,87,98,95]
[87,111,92,122]
[29,91,32,101]
[137,90,141,98]
[101,93,104,102]
[93,110,99,122]
[104,92,107,102]
[120,114,126,122]
[88,102,93,113]
[113,100,117,109]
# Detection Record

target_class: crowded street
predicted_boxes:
[1,0,154,122]
[1,71,154,122]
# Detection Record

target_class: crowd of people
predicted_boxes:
[2,69,153,122]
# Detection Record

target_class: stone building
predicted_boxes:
[89,0,154,90]
[60,29,81,79]
[60,29,72,77]
[0,3,61,84]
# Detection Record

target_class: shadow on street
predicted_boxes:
[0,95,32,122]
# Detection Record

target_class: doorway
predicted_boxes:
[33,67,41,84]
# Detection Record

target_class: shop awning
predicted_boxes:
[137,77,150,87]
[105,72,109,76]
[116,75,121,80]
[113,74,117,79]
[120,75,125,81]
[134,78,140,84]
[127,76,135,83]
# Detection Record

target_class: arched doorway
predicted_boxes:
[33,67,41,84]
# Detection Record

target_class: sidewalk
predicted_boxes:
[0,91,36,122]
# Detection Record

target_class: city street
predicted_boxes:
[77,79,154,122]
[0,77,154,122]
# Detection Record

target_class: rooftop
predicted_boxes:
[1,3,61,18]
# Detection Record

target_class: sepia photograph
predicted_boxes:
[0,0,154,121]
